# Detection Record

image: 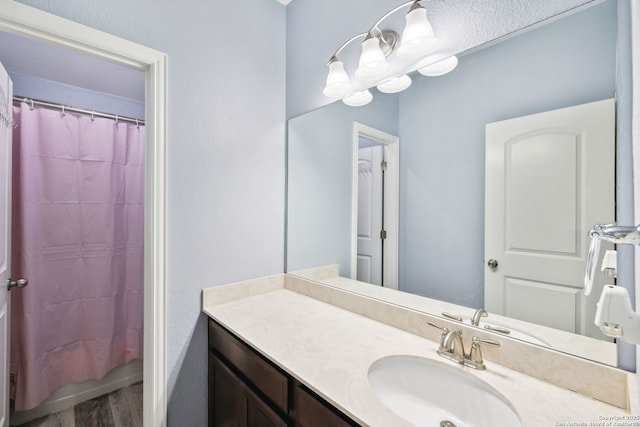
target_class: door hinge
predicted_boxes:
[380,230,387,240]
[380,161,387,171]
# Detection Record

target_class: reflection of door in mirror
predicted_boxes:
[484,99,615,341]
[351,123,399,290]
[357,141,384,285]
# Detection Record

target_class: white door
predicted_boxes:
[485,99,615,338]
[351,123,400,290]
[356,143,384,285]
[0,61,13,427]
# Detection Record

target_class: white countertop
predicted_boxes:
[204,286,633,427]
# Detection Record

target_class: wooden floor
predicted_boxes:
[15,382,142,427]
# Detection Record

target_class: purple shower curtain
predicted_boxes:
[10,104,145,411]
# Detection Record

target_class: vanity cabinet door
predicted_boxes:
[239,381,287,427]
[209,319,288,414]
[210,352,240,427]
[210,351,286,427]
[293,384,358,427]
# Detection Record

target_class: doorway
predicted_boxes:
[356,139,385,285]
[351,122,399,290]
[10,93,145,423]
[0,4,167,426]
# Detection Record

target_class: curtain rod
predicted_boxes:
[13,96,145,126]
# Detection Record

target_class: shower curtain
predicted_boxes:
[9,103,145,411]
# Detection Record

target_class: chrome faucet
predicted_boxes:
[439,329,466,363]
[428,321,500,370]
[471,308,488,326]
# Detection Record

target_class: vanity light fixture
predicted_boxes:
[377,74,412,93]
[322,58,352,98]
[418,55,459,76]
[342,90,374,107]
[396,1,439,59]
[323,0,456,107]
[355,34,393,80]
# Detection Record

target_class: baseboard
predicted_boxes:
[10,360,143,425]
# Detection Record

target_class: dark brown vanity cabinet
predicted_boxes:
[208,319,359,427]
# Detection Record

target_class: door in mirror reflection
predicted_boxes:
[351,123,400,290]
[484,99,615,340]
[357,142,384,285]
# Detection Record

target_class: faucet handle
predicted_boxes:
[442,312,463,322]
[427,321,449,345]
[427,321,448,332]
[473,337,500,347]
[467,336,500,370]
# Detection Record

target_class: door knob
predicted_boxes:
[487,259,498,271]
[7,278,28,290]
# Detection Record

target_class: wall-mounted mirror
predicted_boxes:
[286,0,628,367]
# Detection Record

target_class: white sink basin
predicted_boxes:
[368,355,522,427]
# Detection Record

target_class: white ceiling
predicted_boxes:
[277,0,293,5]
[0,31,145,102]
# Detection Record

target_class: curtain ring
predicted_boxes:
[29,98,34,110]
[136,119,140,130]
[115,115,119,125]
[60,105,66,118]
[91,112,95,122]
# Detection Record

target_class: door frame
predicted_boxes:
[351,122,399,290]
[0,2,168,426]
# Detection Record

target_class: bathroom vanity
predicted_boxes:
[209,319,356,426]
[203,273,637,427]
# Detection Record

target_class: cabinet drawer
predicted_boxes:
[209,319,289,414]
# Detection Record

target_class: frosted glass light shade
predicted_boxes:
[397,7,439,59]
[418,55,459,76]
[343,90,373,107]
[355,37,390,80]
[323,60,352,98]
[377,74,412,93]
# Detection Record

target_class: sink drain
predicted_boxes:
[440,421,457,427]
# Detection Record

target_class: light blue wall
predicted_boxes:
[287,96,399,276]
[398,0,618,308]
[15,0,287,425]
[10,73,145,120]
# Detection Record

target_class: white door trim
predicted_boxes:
[351,122,399,290]
[0,2,168,426]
